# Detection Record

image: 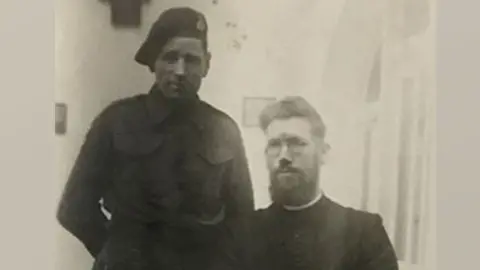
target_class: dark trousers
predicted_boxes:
[92,220,228,270]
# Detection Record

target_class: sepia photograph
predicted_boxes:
[54,0,436,269]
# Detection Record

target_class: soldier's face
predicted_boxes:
[264,117,323,206]
[154,37,210,100]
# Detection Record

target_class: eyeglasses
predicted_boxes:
[265,138,308,157]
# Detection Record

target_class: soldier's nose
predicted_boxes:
[174,58,186,76]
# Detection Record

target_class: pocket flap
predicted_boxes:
[198,144,234,165]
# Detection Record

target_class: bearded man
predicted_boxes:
[216,96,398,270]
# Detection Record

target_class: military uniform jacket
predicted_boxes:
[56,88,254,270]
[216,196,398,270]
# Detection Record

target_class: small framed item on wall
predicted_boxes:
[242,97,277,127]
[55,103,67,135]
[99,0,151,28]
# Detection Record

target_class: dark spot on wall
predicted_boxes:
[226,22,237,28]
[232,39,242,50]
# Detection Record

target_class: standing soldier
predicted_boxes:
[56,6,254,270]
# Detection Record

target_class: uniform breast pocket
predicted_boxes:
[113,130,165,157]
[180,146,234,216]
[111,130,166,207]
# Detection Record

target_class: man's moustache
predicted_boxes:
[169,81,188,92]
[274,167,302,175]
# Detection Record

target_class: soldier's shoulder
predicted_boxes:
[97,94,148,120]
[199,101,241,133]
[104,94,147,113]
[199,101,237,123]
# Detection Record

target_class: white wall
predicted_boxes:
[55,0,435,269]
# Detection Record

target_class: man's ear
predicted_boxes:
[149,52,162,73]
[203,51,212,77]
[322,142,331,155]
[318,141,331,165]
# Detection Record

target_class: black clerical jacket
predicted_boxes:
[216,196,399,270]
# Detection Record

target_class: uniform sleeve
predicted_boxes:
[224,124,255,219]
[357,214,399,270]
[56,107,115,258]
[210,211,257,270]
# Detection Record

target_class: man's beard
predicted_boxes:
[269,166,319,206]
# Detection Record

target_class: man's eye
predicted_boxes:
[266,144,281,156]
[268,141,281,148]
[162,53,178,63]
[287,138,306,146]
[297,141,307,146]
[185,55,201,64]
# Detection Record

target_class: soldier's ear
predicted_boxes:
[149,53,161,73]
[203,51,211,77]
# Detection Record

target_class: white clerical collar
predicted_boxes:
[283,191,323,211]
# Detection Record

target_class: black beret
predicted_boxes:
[135,7,209,71]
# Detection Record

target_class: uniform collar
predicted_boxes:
[145,84,206,131]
